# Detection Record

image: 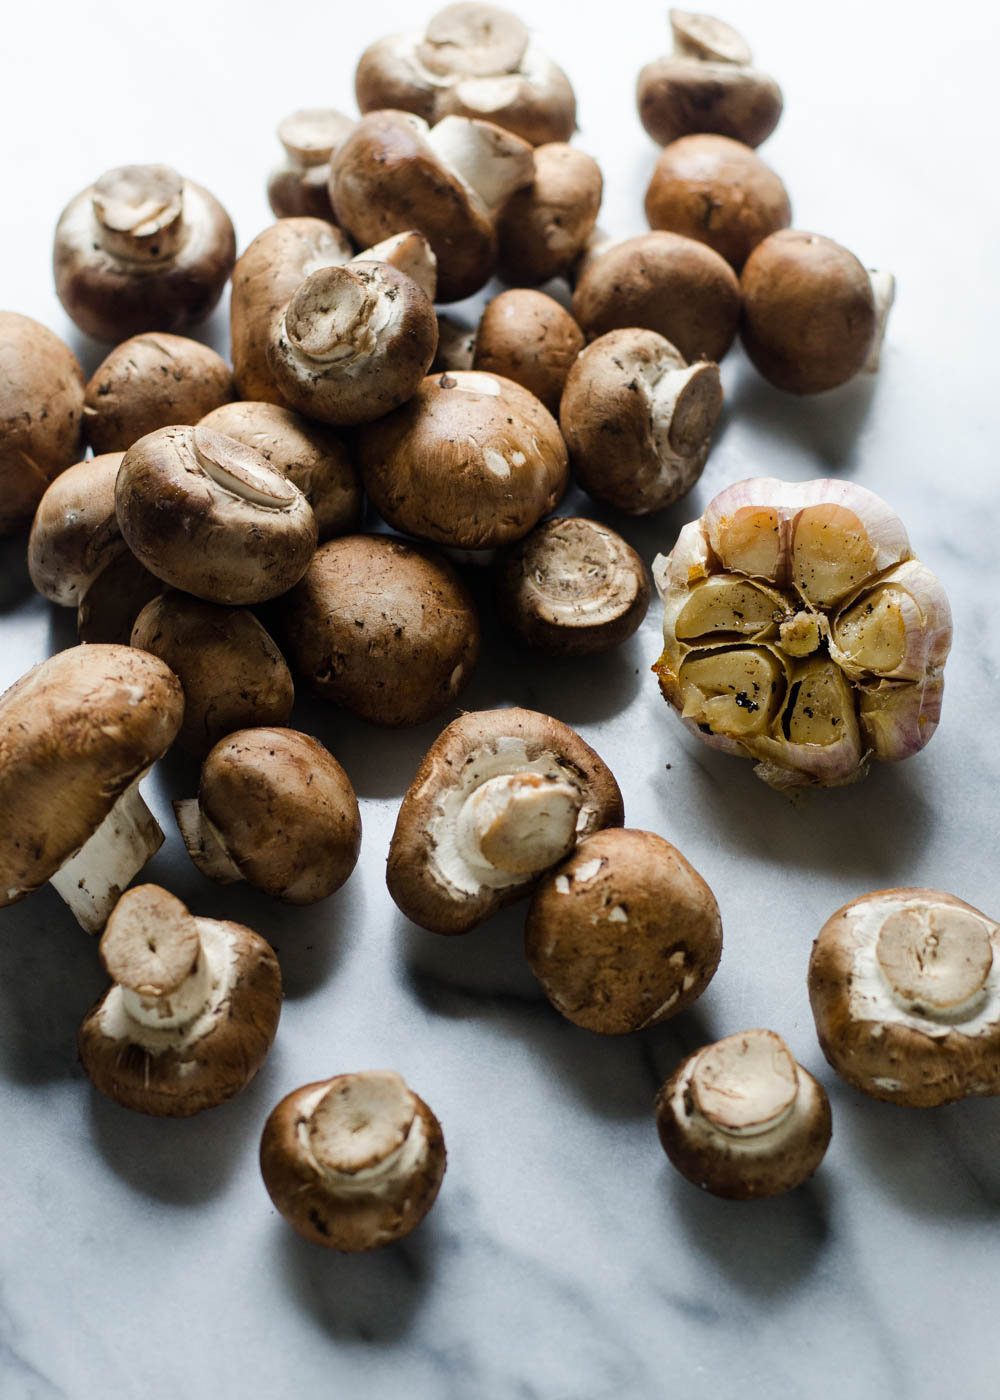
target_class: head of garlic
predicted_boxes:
[652,477,952,789]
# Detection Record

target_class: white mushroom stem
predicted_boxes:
[191,426,300,509]
[864,268,895,373]
[278,108,355,165]
[298,1071,429,1194]
[669,9,753,64]
[91,165,185,263]
[689,1030,799,1137]
[353,232,438,302]
[419,4,529,78]
[425,115,534,213]
[173,799,242,886]
[646,360,722,466]
[456,772,581,875]
[281,265,394,369]
[48,778,163,935]
[876,904,994,1019]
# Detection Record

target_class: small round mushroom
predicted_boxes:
[495,517,650,654]
[525,828,722,1033]
[495,143,603,285]
[77,552,164,645]
[267,108,356,220]
[740,230,887,394]
[53,164,236,343]
[174,728,361,904]
[644,134,791,270]
[260,1070,446,1250]
[656,1029,832,1199]
[0,644,183,932]
[637,10,783,149]
[130,592,295,758]
[359,371,569,550]
[560,328,722,514]
[572,232,741,363]
[83,334,235,455]
[115,425,318,605]
[473,290,583,413]
[28,453,126,606]
[198,401,361,541]
[809,888,1000,1107]
[0,312,85,535]
[78,885,281,1116]
[281,534,480,726]
[265,261,438,426]
[387,707,624,935]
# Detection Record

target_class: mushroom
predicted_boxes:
[329,111,534,302]
[77,552,164,645]
[656,1029,832,1198]
[0,644,183,932]
[644,133,791,270]
[358,371,569,550]
[260,1070,446,1250]
[387,707,624,935]
[740,230,892,394]
[495,143,603,285]
[560,328,722,514]
[198,401,361,541]
[115,425,318,605]
[265,261,438,426]
[572,232,741,363]
[28,453,126,606]
[0,312,85,535]
[355,2,576,146]
[53,163,236,343]
[652,476,953,788]
[495,517,650,655]
[525,828,722,1033]
[83,334,235,455]
[78,885,282,1116]
[130,592,294,757]
[281,534,480,726]
[808,888,1000,1107]
[267,108,356,220]
[637,10,783,149]
[473,290,583,414]
[174,728,361,904]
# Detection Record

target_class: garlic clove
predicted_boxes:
[672,573,785,642]
[677,644,786,737]
[830,559,953,683]
[856,673,945,762]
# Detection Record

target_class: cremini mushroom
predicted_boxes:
[644,133,791,270]
[53,164,236,343]
[0,312,85,535]
[260,1070,446,1250]
[637,10,783,148]
[78,885,281,1115]
[267,108,356,220]
[282,534,479,726]
[83,334,235,455]
[560,328,722,514]
[652,477,953,788]
[174,728,361,904]
[115,425,317,605]
[473,289,584,413]
[359,371,568,550]
[495,517,650,654]
[525,828,722,1033]
[656,1029,832,1198]
[0,645,183,932]
[495,143,603,285]
[355,2,576,146]
[130,592,294,757]
[387,707,624,935]
[809,888,1000,1107]
[28,453,126,606]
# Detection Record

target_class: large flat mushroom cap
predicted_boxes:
[0,645,183,906]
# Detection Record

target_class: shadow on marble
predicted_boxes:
[0,536,36,613]
[724,362,880,473]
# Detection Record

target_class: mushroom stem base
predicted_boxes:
[173,799,243,886]
[49,779,163,934]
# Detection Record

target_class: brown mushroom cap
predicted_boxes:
[77,551,164,645]
[656,1029,832,1199]
[115,425,318,605]
[260,1071,446,1250]
[496,143,603,285]
[387,707,624,935]
[0,312,85,535]
[525,828,722,1033]
[28,453,126,606]
[473,290,584,413]
[495,516,650,654]
[79,885,281,1116]
[281,534,480,726]
[740,230,877,394]
[267,108,356,221]
[130,591,294,758]
[808,888,1000,1107]
[572,232,741,362]
[359,370,569,550]
[644,134,791,270]
[53,165,237,343]
[83,334,235,455]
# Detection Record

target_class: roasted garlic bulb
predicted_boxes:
[652,477,952,788]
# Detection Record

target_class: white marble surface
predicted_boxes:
[2,1,1000,1396]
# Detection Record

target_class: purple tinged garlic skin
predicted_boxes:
[652,477,952,788]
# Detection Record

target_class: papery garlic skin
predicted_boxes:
[652,477,952,788]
